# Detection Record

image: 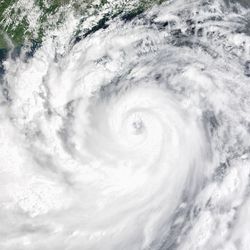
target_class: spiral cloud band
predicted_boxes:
[0,0,250,249]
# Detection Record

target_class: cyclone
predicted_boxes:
[0,0,250,249]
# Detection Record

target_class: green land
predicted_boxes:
[0,0,165,50]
